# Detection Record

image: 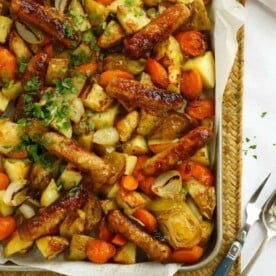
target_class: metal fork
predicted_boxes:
[241,189,276,276]
[213,173,271,276]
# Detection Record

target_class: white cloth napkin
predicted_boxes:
[242,0,276,275]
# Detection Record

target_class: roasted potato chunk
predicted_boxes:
[67,234,94,260]
[36,236,69,259]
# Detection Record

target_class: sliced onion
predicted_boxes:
[151,170,182,199]
[93,127,119,146]
[3,180,28,206]
[15,21,45,44]
[55,0,69,13]
[19,203,36,219]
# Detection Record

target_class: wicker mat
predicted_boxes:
[0,6,244,276]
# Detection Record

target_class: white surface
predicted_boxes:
[242,0,276,275]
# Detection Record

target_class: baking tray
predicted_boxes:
[0,3,225,275]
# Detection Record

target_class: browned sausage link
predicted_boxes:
[142,126,213,176]
[22,52,48,88]
[41,132,111,184]
[18,188,88,241]
[105,77,184,114]
[10,0,80,47]
[107,210,171,263]
[124,4,191,58]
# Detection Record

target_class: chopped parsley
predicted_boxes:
[17,58,28,74]
[24,76,40,92]
[261,112,267,118]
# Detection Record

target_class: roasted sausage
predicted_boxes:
[124,4,191,58]
[107,210,171,263]
[18,188,88,241]
[10,0,80,47]
[22,52,48,88]
[41,132,111,184]
[142,126,212,176]
[105,77,184,114]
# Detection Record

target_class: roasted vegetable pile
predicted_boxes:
[0,0,216,265]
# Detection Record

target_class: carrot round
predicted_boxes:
[171,246,204,263]
[73,62,97,76]
[133,209,157,233]
[176,161,213,186]
[99,70,134,87]
[0,172,9,190]
[111,234,127,246]
[181,70,203,100]
[185,99,214,120]
[0,47,17,81]
[86,239,116,263]
[0,216,16,240]
[146,58,169,88]
[96,0,114,5]
[175,31,208,57]
[120,175,139,191]
[98,219,114,242]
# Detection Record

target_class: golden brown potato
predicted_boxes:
[59,210,86,238]
[36,236,69,259]
[67,234,94,260]
[103,54,146,75]
[116,110,139,142]
[122,135,149,155]
[113,242,136,264]
[4,231,33,257]
[136,110,161,136]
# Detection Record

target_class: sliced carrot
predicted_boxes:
[98,219,114,242]
[181,70,203,100]
[73,62,97,76]
[44,44,54,58]
[176,161,213,186]
[99,70,134,87]
[0,47,17,81]
[0,172,9,190]
[185,99,214,120]
[0,216,16,240]
[139,176,156,199]
[96,0,114,5]
[171,246,204,263]
[146,58,169,88]
[133,209,157,233]
[120,175,139,191]
[86,239,116,264]
[111,234,127,246]
[175,31,208,57]
[132,155,149,183]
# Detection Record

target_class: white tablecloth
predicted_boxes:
[242,0,276,275]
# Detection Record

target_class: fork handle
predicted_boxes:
[213,241,242,276]
[241,235,271,276]
[213,225,250,276]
